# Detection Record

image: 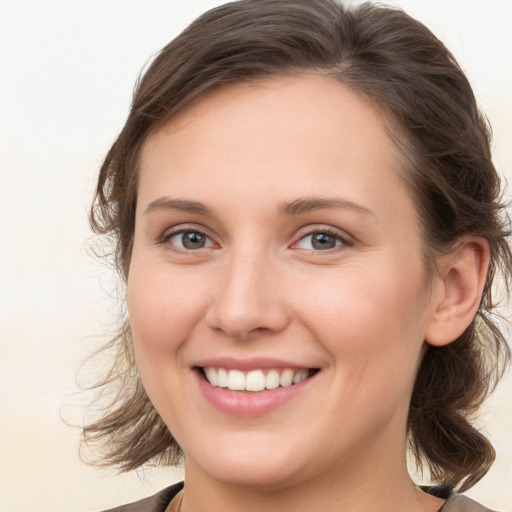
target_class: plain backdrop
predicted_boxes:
[1,1,511,511]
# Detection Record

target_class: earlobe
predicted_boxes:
[425,237,489,347]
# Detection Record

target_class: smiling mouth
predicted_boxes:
[198,367,319,392]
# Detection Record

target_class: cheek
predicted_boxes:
[295,265,428,366]
[126,266,207,419]
[304,270,428,422]
[127,265,207,356]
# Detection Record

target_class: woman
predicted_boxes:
[85,1,511,511]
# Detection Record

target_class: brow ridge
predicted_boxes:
[144,196,374,218]
[277,197,374,217]
[144,197,212,216]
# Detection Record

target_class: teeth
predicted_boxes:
[266,369,280,390]
[293,369,309,385]
[203,367,314,391]
[246,370,265,392]
[205,367,218,386]
[280,369,294,387]
[227,369,245,391]
[217,368,228,388]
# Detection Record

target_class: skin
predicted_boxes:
[128,75,487,512]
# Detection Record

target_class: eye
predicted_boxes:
[295,230,349,251]
[165,229,215,251]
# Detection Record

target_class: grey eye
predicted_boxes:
[296,231,343,251]
[168,230,212,250]
[311,232,337,250]
[182,231,206,249]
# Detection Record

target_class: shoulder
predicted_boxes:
[442,494,499,512]
[423,485,498,512]
[98,481,183,512]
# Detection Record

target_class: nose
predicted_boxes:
[205,250,290,340]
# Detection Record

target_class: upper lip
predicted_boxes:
[193,357,319,371]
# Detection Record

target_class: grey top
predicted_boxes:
[100,482,499,512]
[442,494,497,512]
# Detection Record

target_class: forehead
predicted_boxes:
[138,74,412,220]
[142,74,403,168]
[149,74,389,140]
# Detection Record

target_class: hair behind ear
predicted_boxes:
[409,331,497,491]
[409,238,507,491]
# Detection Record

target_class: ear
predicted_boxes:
[425,236,489,347]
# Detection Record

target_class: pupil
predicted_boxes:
[183,231,205,249]
[312,232,335,250]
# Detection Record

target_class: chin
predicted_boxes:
[206,462,305,490]
[185,434,310,489]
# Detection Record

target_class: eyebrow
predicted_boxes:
[277,197,374,217]
[144,198,213,216]
[144,196,374,217]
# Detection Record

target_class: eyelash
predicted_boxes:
[159,226,353,254]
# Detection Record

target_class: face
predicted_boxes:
[128,75,439,489]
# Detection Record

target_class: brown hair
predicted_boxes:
[85,0,511,491]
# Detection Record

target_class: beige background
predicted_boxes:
[1,1,511,511]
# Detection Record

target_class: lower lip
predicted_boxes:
[195,370,317,417]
